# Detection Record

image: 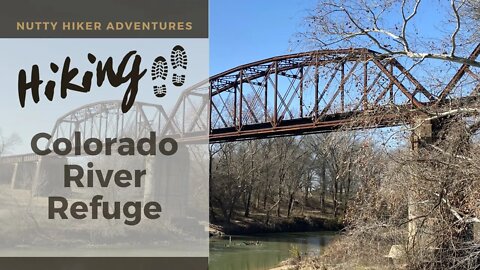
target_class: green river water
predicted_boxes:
[209,232,335,270]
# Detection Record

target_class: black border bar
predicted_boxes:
[0,0,208,38]
[0,257,208,270]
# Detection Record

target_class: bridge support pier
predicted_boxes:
[408,118,439,249]
[144,144,190,220]
[387,118,441,264]
[143,156,159,203]
[10,163,19,189]
[31,157,68,197]
[406,116,473,259]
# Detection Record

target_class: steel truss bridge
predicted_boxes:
[208,47,480,141]
[1,46,480,164]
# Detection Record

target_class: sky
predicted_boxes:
[206,0,474,151]
[0,0,316,154]
[209,0,316,75]
[209,0,463,75]
[1,0,475,154]
[0,39,208,154]
[208,0,477,96]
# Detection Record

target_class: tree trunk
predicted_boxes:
[333,178,339,218]
[320,161,326,212]
[265,199,280,225]
[304,185,309,206]
[214,197,229,222]
[287,193,295,218]
[263,186,268,210]
[339,179,344,208]
[343,176,351,215]
[277,185,282,217]
[227,201,235,223]
[244,187,252,217]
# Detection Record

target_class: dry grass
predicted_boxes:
[268,228,404,270]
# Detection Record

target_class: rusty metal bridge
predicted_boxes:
[1,46,480,165]
[189,46,479,142]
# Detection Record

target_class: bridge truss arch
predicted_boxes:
[1,46,479,164]
[48,101,169,149]
[207,47,480,142]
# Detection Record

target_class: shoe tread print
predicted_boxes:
[172,74,186,87]
[153,85,167,98]
[171,45,187,87]
[171,45,188,69]
[151,56,168,80]
[152,45,188,98]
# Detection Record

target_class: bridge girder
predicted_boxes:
[49,101,169,149]
[1,46,480,163]
[206,47,480,142]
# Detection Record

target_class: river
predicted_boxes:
[209,232,335,270]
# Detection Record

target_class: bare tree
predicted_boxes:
[303,0,480,67]
[0,129,20,156]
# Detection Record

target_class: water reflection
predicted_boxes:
[209,232,335,270]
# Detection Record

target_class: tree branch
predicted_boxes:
[450,0,465,56]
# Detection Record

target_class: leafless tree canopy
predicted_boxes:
[0,129,20,156]
[209,1,480,269]
[303,0,480,67]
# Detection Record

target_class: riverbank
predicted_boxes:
[270,257,390,270]
[267,232,398,270]
[209,231,335,270]
[269,259,296,270]
[210,212,343,236]
[269,257,329,270]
